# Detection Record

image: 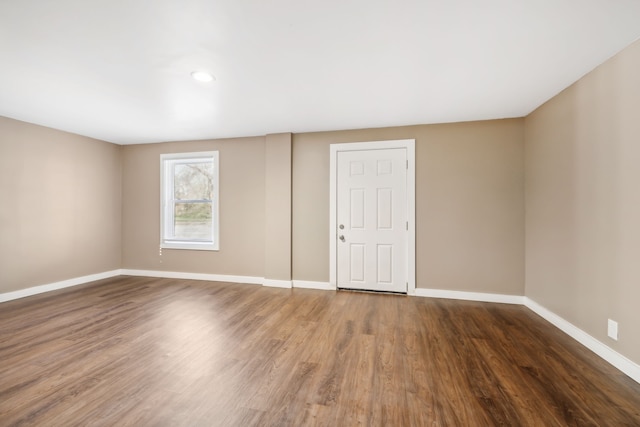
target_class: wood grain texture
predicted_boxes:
[1,276,639,426]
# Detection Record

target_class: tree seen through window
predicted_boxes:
[172,162,214,240]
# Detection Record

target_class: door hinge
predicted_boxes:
[406,160,408,169]
[406,221,408,230]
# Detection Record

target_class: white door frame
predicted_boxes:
[329,139,416,295]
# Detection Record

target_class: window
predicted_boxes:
[160,151,219,250]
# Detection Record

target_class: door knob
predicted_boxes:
[339,235,345,242]
[339,224,344,229]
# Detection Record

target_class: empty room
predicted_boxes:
[1,0,640,425]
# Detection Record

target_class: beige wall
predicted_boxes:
[264,133,292,281]
[121,137,266,277]
[292,119,525,294]
[0,116,122,293]
[525,39,640,364]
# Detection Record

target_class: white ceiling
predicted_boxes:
[1,0,639,145]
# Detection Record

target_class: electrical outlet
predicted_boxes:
[607,319,618,341]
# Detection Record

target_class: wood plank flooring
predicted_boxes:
[0,276,639,426]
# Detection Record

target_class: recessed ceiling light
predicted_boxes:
[191,71,215,83]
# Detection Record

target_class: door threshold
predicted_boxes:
[338,287,407,296]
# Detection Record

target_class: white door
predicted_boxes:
[336,148,407,293]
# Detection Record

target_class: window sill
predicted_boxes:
[160,242,219,251]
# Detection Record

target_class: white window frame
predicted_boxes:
[160,151,219,251]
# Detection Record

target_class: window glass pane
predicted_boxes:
[173,202,212,240]
[174,162,213,200]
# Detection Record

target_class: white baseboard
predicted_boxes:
[120,269,263,285]
[0,270,122,304]
[293,280,335,290]
[121,269,295,289]
[414,288,525,305]
[263,279,292,288]
[524,298,640,384]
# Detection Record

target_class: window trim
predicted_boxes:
[160,151,219,251]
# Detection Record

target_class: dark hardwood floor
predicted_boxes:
[0,276,639,426]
